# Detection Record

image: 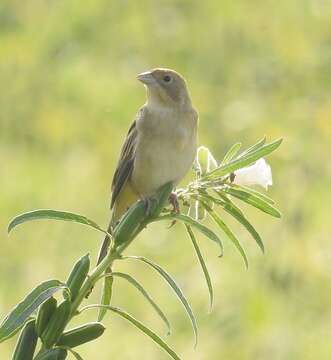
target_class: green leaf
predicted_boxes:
[205,138,282,179]
[122,256,198,347]
[153,213,223,257]
[221,142,242,165]
[34,348,68,360]
[68,348,84,360]
[98,269,113,322]
[0,280,67,343]
[64,347,84,360]
[81,305,181,360]
[8,209,108,235]
[213,191,264,252]
[223,187,281,218]
[185,225,214,312]
[12,319,38,360]
[238,136,266,158]
[149,181,174,219]
[228,183,275,204]
[112,272,171,335]
[201,202,248,268]
[113,182,174,247]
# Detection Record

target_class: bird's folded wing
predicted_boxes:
[110,108,144,209]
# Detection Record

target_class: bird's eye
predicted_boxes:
[163,75,172,83]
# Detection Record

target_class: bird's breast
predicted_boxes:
[131,108,197,196]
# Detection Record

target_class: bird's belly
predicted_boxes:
[131,135,195,196]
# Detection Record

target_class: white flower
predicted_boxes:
[233,158,273,190]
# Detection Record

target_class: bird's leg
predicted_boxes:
[169,192,180,213]
[142,196,158,216]
[142,192,180,227]
[168,192,180,228]
[143,197,153,216]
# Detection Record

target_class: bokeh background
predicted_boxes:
[1,1,331,359]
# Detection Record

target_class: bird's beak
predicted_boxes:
[137,71,156,85]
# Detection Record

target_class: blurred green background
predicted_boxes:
[1,0,331,359]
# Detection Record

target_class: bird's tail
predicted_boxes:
[96,196,130,265]
[96,224,112,265]
[97,183,139,265]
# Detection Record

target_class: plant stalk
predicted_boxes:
[70,183,173,318]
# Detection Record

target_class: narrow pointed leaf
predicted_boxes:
[98,269,113,321]
[212,191,264,252]
[81,305,181,360]
[185,225,213,312]
[238,136,266,158]
[0,280,67,343]
[34,348,68,360]
[8,209,108,235]
[223,187,281,218]
[205,138,282,179]
[112,272,171,335]
[201,202,248,268]
[153,213,223,257]
[228,183,275,204]
[65,348,84,360]
[55,347,84,360]
[122,256,198,347]
[221,142,242,165]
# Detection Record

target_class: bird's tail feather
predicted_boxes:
[96,234,111,265]
[97,183,139,265]
[96,222,112,265]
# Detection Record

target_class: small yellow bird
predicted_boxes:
[97,68,198,263]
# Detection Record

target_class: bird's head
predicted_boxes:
[137,68,191,108]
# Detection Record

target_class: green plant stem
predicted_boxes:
[69,222,139,317]
[70,231,139,317]
[70,183,173,319]
[70,247,119,318]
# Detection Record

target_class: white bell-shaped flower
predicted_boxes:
[233,158,273,190]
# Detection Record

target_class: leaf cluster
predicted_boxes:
[1,138,282,359]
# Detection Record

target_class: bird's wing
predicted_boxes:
[110,108,144,209]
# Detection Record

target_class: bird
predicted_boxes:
[97,68,198,264]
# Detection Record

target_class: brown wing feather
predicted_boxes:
[110,108,144,208]
[97,115,140,265]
